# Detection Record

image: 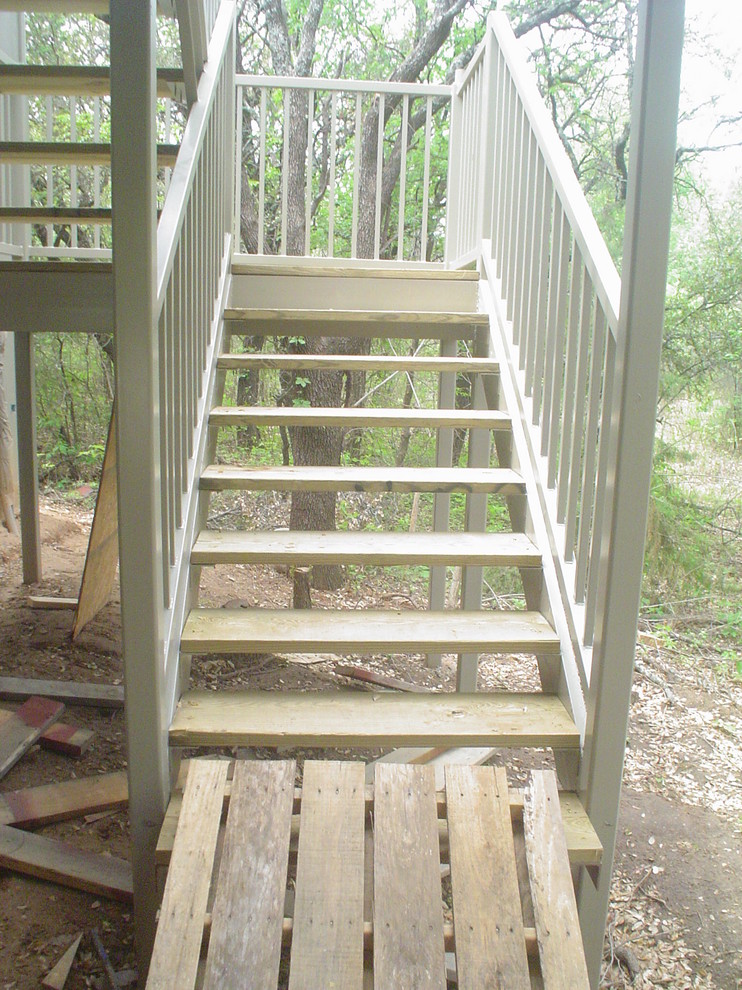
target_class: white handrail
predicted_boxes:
[236,74,451,97]
[491,13,620,332]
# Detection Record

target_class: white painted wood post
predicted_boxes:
[577,2,685,984]
[14,332,41,583]
[110,0,171,973]
[444,69,464,266]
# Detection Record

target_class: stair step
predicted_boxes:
[0,207,112,225]
[0,0,108,9]
[0,140,179,166]
[230,260,480,280]
[191,530,541,567]
[181,608,560,655]
[170,689,577,749]
[217,353,499,374]
[210,405,510,430]
[200,465,525,493]
[0,64,184,97]
[222,308,488,340]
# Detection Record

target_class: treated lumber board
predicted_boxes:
[0,697,64,778]
[217,353,499,373]
[147,760,228,990]
[230,261,479,279]
[524,771,590,989]
[0,141,179,166]
[0,823,132,900]
[0,64,184,97]
[0,676,124,708]
[191,530,540,568]
[0,771,128,828]
[203,760,295,990]
[73,408,118,639]
[39,722,94,757]
[0,0,108,10]
[0,207,112,224]
[446,766,530,989]
[200,464,525,494]
[181,607,560,656]
[334,665,431,693]
[28,595,78,610]
[170,690,578,750]
[373,764,445,989]
[222,308,487,340]
[289,761,365,990]
[42,931,83,990]
[210,405,510,430]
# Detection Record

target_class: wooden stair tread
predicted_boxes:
[222,307,487,339]
[0,207,112,224]
[210,405,510,429]
[192,529,541,567]
[230,260,480,280]
[217,353,499,373]
[0,140,179,166]
[156,763,602,867]
[0,64,183,97]
[169,691,577,748]
[181,607,560,655]
[200,464,525,493]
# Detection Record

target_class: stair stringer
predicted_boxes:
[477,255,588,790]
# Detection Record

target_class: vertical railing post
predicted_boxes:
[110,0,170,974]
[475,17,496,249]
[14,332,41,583]
[577,1,685,984]
[444,69,464,266]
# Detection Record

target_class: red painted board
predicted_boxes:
[0,697,65,779]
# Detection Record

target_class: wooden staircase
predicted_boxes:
[170,264,590,806]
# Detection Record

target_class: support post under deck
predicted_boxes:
[577,2,685,985]
[110,0,171,975]
[14,332,41,584]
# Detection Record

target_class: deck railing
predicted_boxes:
[233,76,451,261]
[447,13,623,693]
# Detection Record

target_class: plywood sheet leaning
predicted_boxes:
[73,407,118,639]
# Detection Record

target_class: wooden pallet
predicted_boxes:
[148,759,590,989]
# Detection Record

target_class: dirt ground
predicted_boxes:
[0,496,740,989]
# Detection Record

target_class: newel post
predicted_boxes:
[110,0,171,974]
[444,68,465,266]
[577,1,685,985]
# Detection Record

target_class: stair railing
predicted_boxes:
[447,8,684,985]
[111,0,235,964]
[233,76,451,261]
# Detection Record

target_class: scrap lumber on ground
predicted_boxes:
[42,932,82,990]
[39,722,95,757]
[0,823,133,901]
[0,697,65,778]
[0,771,128,828]
[0,676,124,708]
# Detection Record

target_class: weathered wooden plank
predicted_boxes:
[373,763,446,989]
[211,405,509,430]
[446,765,530,989]
[191,530,540,568]
[203,760,296,990]
[0,677,124,709]
[0,823,132,900]
[42,932,82,989]
[28,596,78,610]
[289,761,365,989]
[0,697,65,778]
[147,760,229,990]
[0,771,128,828]
[171,690,577,750]
[39,722,95,757]
[200,465,525,494]
[218,354,498,373]
[181,608,560,656]
[524,771,590,989]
